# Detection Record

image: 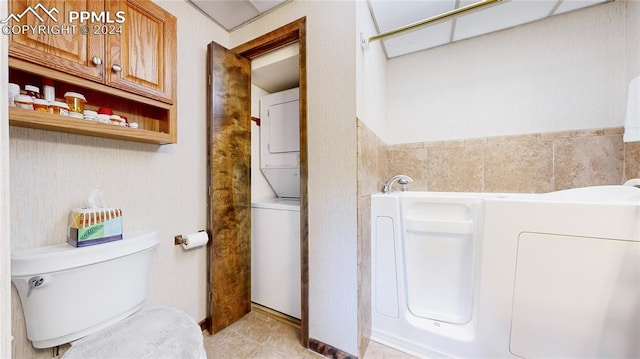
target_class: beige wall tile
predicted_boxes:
[364,128,630,196]
[388,147,429,191]
[358,121,388,196]
[357,196,372,359]
[401,142,425,150]
[424,141,445,148]
[541,130,572,140]
[486,133,541,144]
[624,141,640,180]
[357,196,371,266]
[570,129,606,137]
[427,145,484,192]
[484,141,554,193]
[355,120,379,358]
[554,135,624,190]
[605,127,624,135]
[462,138,487,146]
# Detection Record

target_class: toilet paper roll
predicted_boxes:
[181,231,209,250]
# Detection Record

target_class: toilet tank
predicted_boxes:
[11,230,160,349]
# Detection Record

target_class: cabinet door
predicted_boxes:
[8,0,105,82]
[105,0,176,104]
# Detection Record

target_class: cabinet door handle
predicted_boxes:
[111,64,122,73]
[91,56,102,66]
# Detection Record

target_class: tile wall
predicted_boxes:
[355,119,387,358]
[387,127,638,193]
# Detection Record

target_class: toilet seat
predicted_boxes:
[62,306,206,359]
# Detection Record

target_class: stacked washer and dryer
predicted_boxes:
[251,87,301,319]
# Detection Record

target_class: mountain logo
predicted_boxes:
[0,3,59,24]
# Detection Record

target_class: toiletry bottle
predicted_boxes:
[42,78,55,102]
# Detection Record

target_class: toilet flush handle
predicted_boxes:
[27,276,44,297]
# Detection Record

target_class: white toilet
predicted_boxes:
[11,230,206,358]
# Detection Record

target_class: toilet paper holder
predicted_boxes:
[174,230,207,246]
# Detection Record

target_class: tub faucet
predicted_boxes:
[382,175,414,193]
[623,178,640,188]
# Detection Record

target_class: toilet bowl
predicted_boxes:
[11,230,206,358]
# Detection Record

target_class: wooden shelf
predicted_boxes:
[7,0,177,145]
[8,58,177,145]
[9,107,173,145]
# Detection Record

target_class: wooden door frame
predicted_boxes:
[232,17,308,347]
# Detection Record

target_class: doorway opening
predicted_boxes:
[249,42,301,325]
[206,18,308,347]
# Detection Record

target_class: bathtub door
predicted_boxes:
[401,197,480,324]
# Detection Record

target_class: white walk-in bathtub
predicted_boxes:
[371,186,640,358]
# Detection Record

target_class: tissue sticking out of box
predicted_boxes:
[67,188,122,247]
[67,188,123,247]
[87,187,105,208]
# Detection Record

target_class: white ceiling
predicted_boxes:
[188,0,289,31]
[251,42,300,93]
[188,0,299,93]
[188,0,610,91]
[368,0,611,58]
[189,0,611,59]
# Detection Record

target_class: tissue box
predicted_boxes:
[68,207,123,247]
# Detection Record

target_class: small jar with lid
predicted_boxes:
[64,92,86,115]
[96,114,111,124]
[33,99,51,113]
[110,115,126,126]
[50,101,70,116]
[14,95,34,110]
[25,85,41,99]
[83,110,98,121]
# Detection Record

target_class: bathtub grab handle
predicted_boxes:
[405,218,473,234]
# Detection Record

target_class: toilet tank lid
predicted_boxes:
[11,230,160,277]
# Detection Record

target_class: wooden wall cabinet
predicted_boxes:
[106,0,176,104]
[7,0,177,144]
[8,0,106,83]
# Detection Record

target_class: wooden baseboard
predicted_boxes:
[251,303,301,329]
[200,303,300,335]
[308,338,357,359]
[198,318,209,333]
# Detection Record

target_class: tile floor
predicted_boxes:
[203,311,419,359]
